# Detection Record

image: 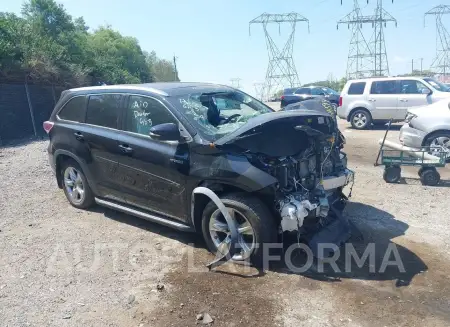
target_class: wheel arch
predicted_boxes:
[347,107,371,122]
[422,129,450,146]
[190,180,270,233]
[54,150,98,194]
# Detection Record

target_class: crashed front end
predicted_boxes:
[216,110,354,257]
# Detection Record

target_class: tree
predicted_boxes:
[0,0,179,86]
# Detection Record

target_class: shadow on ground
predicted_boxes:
[272,202,427,287]
[91,201,427,288]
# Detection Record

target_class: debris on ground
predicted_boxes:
[196,312,213,324]
[156,284,164,291]
[128,294,136,305]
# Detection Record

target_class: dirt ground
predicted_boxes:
[1,110,450,327]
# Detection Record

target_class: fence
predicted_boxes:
[0,83,66,143]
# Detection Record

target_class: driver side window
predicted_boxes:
[125,95,177,136]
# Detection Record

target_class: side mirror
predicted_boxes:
[422,88,432,95]
[149,123,180,141]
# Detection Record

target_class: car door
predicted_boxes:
[117,94,189,221]
[368,80,400,120]
[397,79,432,119]
[79,93,126,201]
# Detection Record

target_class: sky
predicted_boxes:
[1,0,448,96]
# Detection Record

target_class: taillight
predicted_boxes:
[43,121,54,134]
[339,96,343,107]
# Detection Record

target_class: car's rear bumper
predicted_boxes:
[399,124,427,148]
[336,106,347,120]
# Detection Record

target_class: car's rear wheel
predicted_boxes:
[350,109,372,130]
[201,193,277,267]
[61,160,95,209]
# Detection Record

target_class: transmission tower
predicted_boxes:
[253,82,265,101]
[425,5,450,78]
[339,0,396,77]
[230,78,242,89]
[249,13,309,99]
[338,1,374,79]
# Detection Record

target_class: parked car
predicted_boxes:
[280,86,340,109]
[400,98,450,154]
[44,83,353,265]
[337,77,450,129]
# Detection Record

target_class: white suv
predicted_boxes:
[337,77,450,129]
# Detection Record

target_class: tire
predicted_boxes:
[61,159,95,209]
[350,109,372,130]
[383,166,401,183]
[423,131,450,159]
[420,167,440,186]
[201,193,277,267]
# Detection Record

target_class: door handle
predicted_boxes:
[73,132,84,141]
[368,98,376,102]
[399,99,408,102]
[118,144,133,154]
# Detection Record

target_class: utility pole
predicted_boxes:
[425,5,450,80]
[338,0,374,79]
[249,13,309,99]
[173,55,179,81]
[230,78,242,89]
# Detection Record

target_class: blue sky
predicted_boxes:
[2,0,447,95]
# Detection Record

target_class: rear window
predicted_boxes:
[86,94,122,129]
[295,88,312,95]
[348,82,366,95]
[57,96,86,122]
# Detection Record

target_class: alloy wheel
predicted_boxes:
[429,136,450,155]
[352,112,367,128]
[63,167,85,205]
[208,208,256,261]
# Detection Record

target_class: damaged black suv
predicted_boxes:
[44,83,354,265]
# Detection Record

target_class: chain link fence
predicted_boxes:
[0,83,65,144]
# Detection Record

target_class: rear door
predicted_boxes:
[397,79,432,118]
[80,93,125,201]
[368,80,400,119]
[117,95,189,221]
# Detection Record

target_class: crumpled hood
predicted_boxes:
[409,99,450,117]
[214,110,334,157]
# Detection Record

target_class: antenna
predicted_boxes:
[425,5,450,78]
[249,13,309,98]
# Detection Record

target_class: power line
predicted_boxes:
[249,12,309,98]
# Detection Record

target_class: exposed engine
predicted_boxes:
[249,129,353,235]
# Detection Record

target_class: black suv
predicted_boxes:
[44,83,353,264]
[281,86,340,109]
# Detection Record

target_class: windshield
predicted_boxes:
[423,78,450,92]
[168,89,273,141]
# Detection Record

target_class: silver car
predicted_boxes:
[338,77,450,129]
[400,99,450,153]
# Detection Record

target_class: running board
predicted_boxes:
[95,198,194,232]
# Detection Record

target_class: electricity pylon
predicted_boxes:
[339,0,396,77]
[249,13,309,99]
[338,0,374,79]
[230,78,242,89]
[253,82,265,101]
[425,5,450,77]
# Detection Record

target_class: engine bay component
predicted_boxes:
[279,197,318,232]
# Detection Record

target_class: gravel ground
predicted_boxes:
[1,114,450,327]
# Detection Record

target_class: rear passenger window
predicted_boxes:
[86,94,122,129]
[125,95,177,136]
[58,96,86,122]
[370,81,398,94]
[348,82,366,95]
